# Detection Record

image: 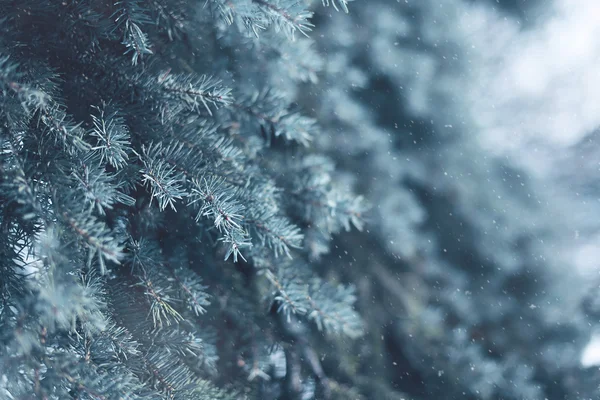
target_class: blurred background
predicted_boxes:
[300,0,600,398]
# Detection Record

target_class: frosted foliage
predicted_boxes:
[2,0,600,399]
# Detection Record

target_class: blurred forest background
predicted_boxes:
[307,0,600,398]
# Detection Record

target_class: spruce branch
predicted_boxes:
[321,0,351,13]
[157,71,233,116]
[89,105,132,170]
[304,278,363,338]
[44,352,143,400]
[134,273,184,328]
[69,155,135,215]
[0,131,49,223]
[190,176,245,232]
[289,155,368,233]
[126,237,162,276]
[125,241,186,329]
[221,229,252,262]
[112,0,154,65]
[61,211,125,275]
[151,328,219,377]
[0,58,85,153]
[135,143,187,212]
[0,59,86,153]
[189,176,252,262]
[38,103,90,154]
[170,266,211,317]
[206,0,314,40]
[153,329,207,359]
[0,55,50,112]
[231,88,317,146]
[266,267,364,338]
[269,36,323,83]
[36,275,106,336]
[150,0,188,41]
[95,321,141,363]
[245,211,303,258]
[174,379,238,400]
[253,0,314,40]
[144,347,200,395]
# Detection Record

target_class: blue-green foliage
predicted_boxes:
[3,0,596,399]
[0,0,365,399]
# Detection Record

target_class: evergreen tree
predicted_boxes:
[0,1,364,398]
[1,0,599,399]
